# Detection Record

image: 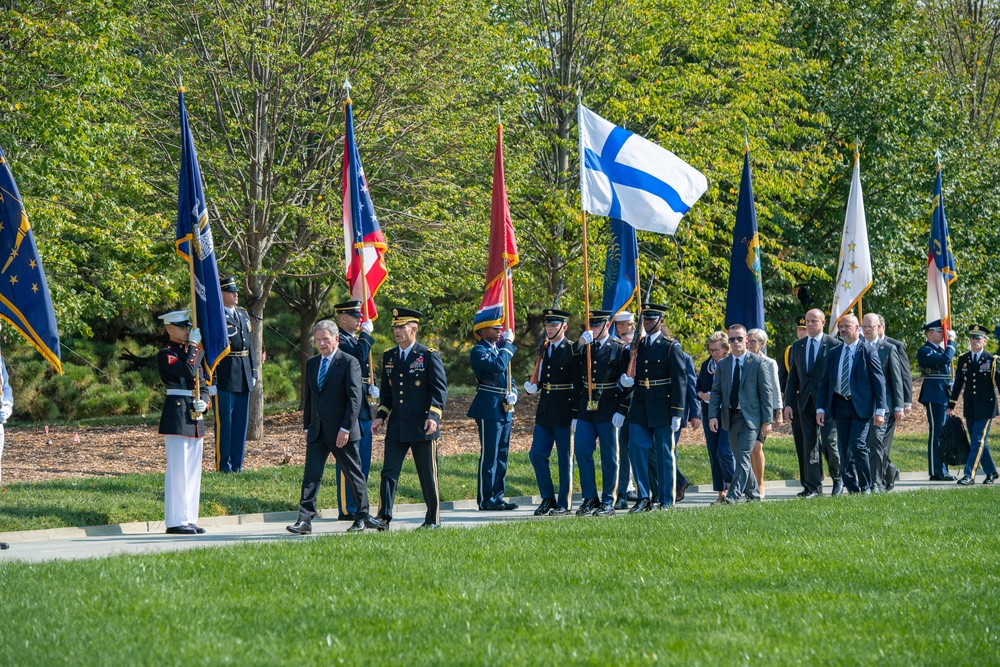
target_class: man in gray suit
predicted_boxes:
[878,315,913,490]
[709,324,775,504]
[862,314,905,491]
[783,308,843,497]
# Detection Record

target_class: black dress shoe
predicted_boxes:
[593,502,615,516]
[500,501,519,511]
[166,525,198,535]
[417,522,441,529]
[0,542,8,550]
[957,476,974,486]
[675,481,690,502]
[831,481,845,497]
[984,473,998,485]
[185,524,206,534]
[803,491,820,499]
[930,475,958,482]
[796,489,810,498]
[628,498,651,513]
[347,519,368,532]
[533,497,556,516]
[338,514,353,522]
[575,498,598,516]
[613,497,629,510]
[548,506,571,516]
[886,467,900,491]
[480,503,504,511]
[362,516,384,531]
[626,490,639,502]
[286,520,312,535]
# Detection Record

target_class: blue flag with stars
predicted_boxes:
[724,149,764,330]
[0,146,61,373]
[175,89,229,379]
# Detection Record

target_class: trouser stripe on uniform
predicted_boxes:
[431,441,440,524]
[339,470,348,513]
[971,419,991,476]
[212,394,222,469]
[476,419,487,507]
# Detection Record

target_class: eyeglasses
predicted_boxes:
[728,336,744,343]
[746,339,761,344]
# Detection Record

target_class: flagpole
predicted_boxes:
[178,72,202,409]
[345,77,377,393]
[936,149,952,337]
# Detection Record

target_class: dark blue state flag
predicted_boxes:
[601,217,638,316]
[724,150,764,331]
[175,89,229,379]
[0,147,61,373]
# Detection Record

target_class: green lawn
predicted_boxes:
[0,433,934,532]
[0,487,996,665]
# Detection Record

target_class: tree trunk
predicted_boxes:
[247,298,266,441]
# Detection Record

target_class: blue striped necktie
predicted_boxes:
[318,356,329,390]
[840,347,851,398]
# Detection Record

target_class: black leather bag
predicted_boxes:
[940,415,971,466]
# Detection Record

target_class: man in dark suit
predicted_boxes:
[572,310,630,516]
[862,314,905,492]
[212,276,258,473]
[817,314,886,494]
[334,300,377,520]
[918,319,958,480]
[948,324,1000,485]
[287,320,378,534]
[709,324,775,503]
[623,303,686,512]
[372,308,449,529]
[468,322,517,511]
[878,315,912,489]
[783,308,842,497]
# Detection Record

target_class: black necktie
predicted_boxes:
[730,360,741,410]
[808,338,817,372]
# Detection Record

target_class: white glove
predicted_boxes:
[947,329,957,342]
[361,320,374,334]
[251,377,256,391]
[368,384,380,398]
[571,419,578,433]
[619,373,635,388]
[612,413,625,429]
[188,328,202,346]
[671,416,681,432]
[503,329,515,344]
[193,399,208,413]
[523,381,538,394]
[505,392,517,406]
[207,385,218,396]
[578,330,594,345]
[0,403,11,422]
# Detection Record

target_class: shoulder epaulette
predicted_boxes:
[427,347,438,353]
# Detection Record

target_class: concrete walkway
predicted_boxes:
[0,472,987,563]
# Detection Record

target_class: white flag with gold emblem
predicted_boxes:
[829,153,873,332]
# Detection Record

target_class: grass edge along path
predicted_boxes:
[0,487,996,665]
[0,433,934,532]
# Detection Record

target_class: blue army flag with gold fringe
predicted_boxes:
[724,148,764,330]
[601,217,638,317]
[175,88,229,379]
[0,147,61,373]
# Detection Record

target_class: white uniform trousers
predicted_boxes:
[164,435,203,527]
[0,424,5,485]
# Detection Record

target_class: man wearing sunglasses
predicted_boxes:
[708,324,775,504]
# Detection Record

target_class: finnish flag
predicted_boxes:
[579,104,707,235]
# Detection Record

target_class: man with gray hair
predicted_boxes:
[288,319,378,534]
[861,313,905,491]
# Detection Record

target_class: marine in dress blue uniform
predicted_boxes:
[372,308,448,529]
[572,310,630,516]
[333,300,378,519]
[624,303,686,512]
[157,310,210,535]
[917,319,957,480]
[948,324,1000,485]
[523,309,578,515]
[467,323,518,510]
[212,276,258,473]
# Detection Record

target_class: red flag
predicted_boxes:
[473,124,519,333]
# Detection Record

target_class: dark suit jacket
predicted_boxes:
[709,352,774,431]
[870,338,904,413]
[303,349,362,443]
[817,341,886,419]
[784,333,840,412]
[883,336,913,406]
[377,342,448,441]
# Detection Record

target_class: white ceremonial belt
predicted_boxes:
[166,389,194,396]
